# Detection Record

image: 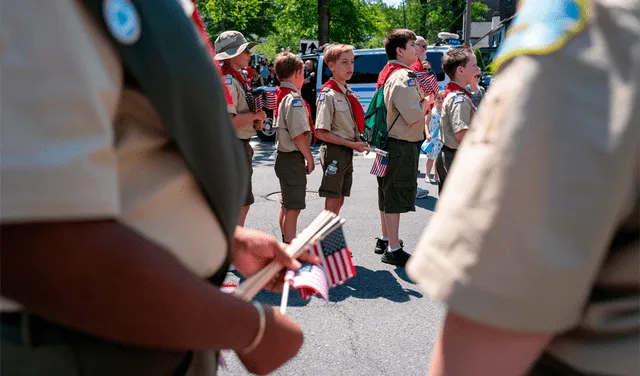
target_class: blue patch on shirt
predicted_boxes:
[292,99,303,107]
[493,0,588,70]
[407,78,416,87]
[224,77,233,85]
[318,93,326,102]
[453,95,465,104]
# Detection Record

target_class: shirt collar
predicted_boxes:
[330,78,350,94]
[281,81,299,92]
[389,59,410,68]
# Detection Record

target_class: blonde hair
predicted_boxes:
[274,52,303,80]
[323,44,354,64]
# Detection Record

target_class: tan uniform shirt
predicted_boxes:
[315,79,359,142]
[275,82,312,153]
[407,2,640,374]
[383,61,426,142]
[439,88,475,149]
[1,0,227,311]
[225,72,256,140]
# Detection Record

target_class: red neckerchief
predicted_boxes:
[221,64,249,93]
[444,81,473,101]
[410,60,425,72]
[321,79,365,133]
[191,3,233,106]
[275,85,316,141]
[376,62,407,89]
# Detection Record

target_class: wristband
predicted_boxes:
[241,302,266,354]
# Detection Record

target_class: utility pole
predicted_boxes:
[402,0,407,29]
[319,0,329,45]
[464,0,472,46]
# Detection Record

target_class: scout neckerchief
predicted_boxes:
[321,79,365,134]
[444,81,473,101]
[410,60,425,72]
[221,64,250,93]
[191,2,233,106]
[275,85,316,141]
[376,62,407,89]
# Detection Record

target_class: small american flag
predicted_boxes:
[246,89,277,112]
[416,72,439,97]
[308,226,355,288]
[285,263,329,301]
[370,148,390,177]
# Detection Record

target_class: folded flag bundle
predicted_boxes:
[246,89,277,113]
[415,72,440,97]
[285,263,329,301]
[370,148,390,177]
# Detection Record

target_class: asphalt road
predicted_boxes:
[220,139,445,376]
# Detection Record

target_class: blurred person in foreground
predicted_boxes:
[1,1,314,375]
[407,0,639,375]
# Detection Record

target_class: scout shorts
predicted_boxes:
[275,151,307,210]
[319,143,353,198]
[241,139,255,206]
[377,138,419,213]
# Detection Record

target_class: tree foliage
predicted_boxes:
[197,0,492,53]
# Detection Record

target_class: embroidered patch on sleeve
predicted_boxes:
[292,99,303,107]
[318,93,326,102]
[453,95,465,104]
[407,78,416,87]
[224,77,233,85]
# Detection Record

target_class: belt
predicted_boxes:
[1,312,95,346]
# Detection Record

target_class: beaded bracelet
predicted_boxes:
[241,302,266,354]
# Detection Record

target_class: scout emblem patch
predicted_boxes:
[318,93,326,101]
[407,78,417,87]
[292,99,303,107]
[103,0,141,45]
[453,95,465,104]
[493,0,590,71]
[224,77,233,85]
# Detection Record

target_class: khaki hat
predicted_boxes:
[214,31,257,60]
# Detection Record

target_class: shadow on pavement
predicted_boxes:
[415,195,438,211]
[329,266,422,303]
[250,139,321,168]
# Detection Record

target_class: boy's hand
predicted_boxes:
[305,157,315,174]
[351,141,369,153]
[254,110,267,122]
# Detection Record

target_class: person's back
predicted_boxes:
[407,1,640,375]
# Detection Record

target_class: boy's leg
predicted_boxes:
[283,209,301,243]
[383,213,401,249]
[324,198,342,214]
[238,139,255,227]
[279,205,286,240]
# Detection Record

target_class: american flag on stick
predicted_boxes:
[246,89,277,113]
[307,226,355,288]
[415,72,439,97]
[370,148,390,177]
[285,263,329,301]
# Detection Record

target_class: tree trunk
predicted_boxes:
[318,0,329,45]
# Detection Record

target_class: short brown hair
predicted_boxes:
[323,44,354,64]
[442,47,473,80]
[274,52,303,80]
[384,29,417,60]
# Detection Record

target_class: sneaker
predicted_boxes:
[381,248,411,267]
[416,188,429,199]
[374,238,404,254]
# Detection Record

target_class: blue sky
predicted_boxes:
[382,0,405,6]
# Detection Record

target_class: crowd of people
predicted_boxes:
[1,1,638,376]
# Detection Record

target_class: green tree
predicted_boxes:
[474,48,486,71]
[196,0,276,40]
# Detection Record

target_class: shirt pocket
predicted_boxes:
[334,100,350,113]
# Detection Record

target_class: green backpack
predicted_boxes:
[362,85,401,149]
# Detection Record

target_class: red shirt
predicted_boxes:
[245,67,257,80]
[410,60,425,72]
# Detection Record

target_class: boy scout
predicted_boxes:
[1,2,310,375]
[273,52,315,244]
[315,44,369,215]
[436,47,480,192]
[374,29,428,267]
[214,30,267,227]
[407,0,640,375]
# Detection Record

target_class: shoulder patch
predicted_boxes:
[292,99,304,107]
[104,0,141,45]
[224,77,233,85]
[318,93,326,102]
[453,95,465,104]
[407,78,417,87]
[493,0,590,71]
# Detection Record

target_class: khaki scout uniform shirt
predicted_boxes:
[1,0,227,311]
[439,87,475,149]
[225,72,256,140]
[407,2,640,374]
[315,79,359,142]
[275,82,312,152]
[383,60,426,142]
